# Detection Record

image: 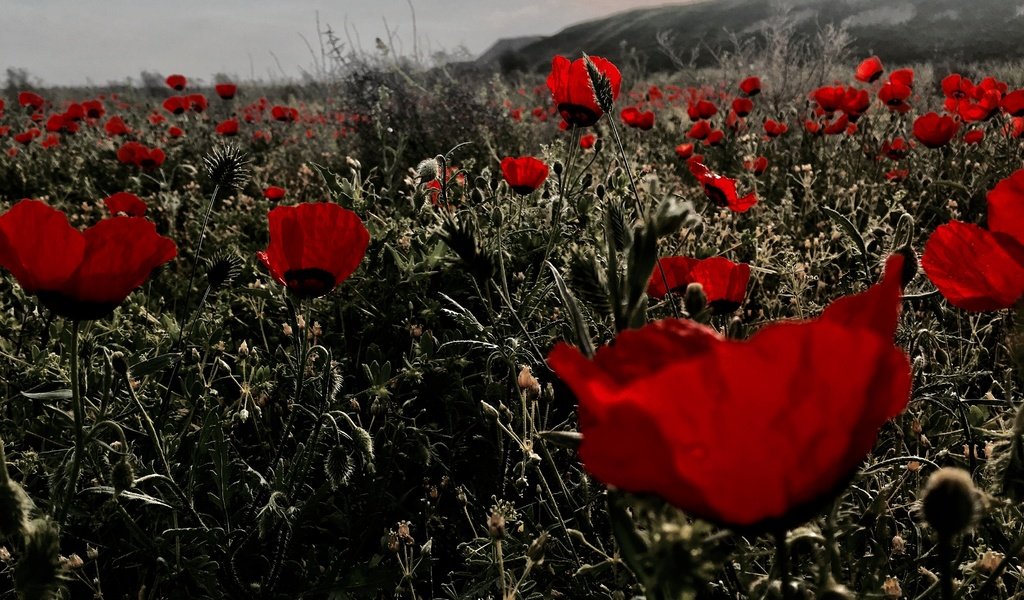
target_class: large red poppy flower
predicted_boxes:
[1003,90,1024,117]
[500,156,549,195]
[739,76,761,97]
[731,97,754,117]
[922,169,1024,311]
[165,74,187,91]
[811,86,845,113]
[548,255,910,529]
[18,92,44,111]
[0,200,176,320]
[689,162,757,213]
[257,202,370,299]
[647,256,750,313]
[855,56,884,83]
[215,83,237,100]
[546,55,622,128]
[104,192,147,217]
[912,112,959,148]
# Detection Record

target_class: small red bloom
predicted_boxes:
[1003,90,1024,117]
[579,133,597,149]
[215,82,237,100]
[912,112,959,148]
[165,74,187,91]
[264,186,287,201]
[689,162,757,213]
[811,86,845,113]
[854,56,884,83]
[546,55,622,127]
[500,156,549,195]
[647,256,750,313]
[922,169,1024,311]
[744,156,769,176]
[674,143,694,159]
[167,126,184,138]
[881,137,911,160]
[885,169,909,182]
[0,200,176,320]
[40,134,60,149]
[764,119,788,138]
[739,76,761,97]
[187,94,208,113]
[257,202,370,299]
[104,192,147,217]
[18,91,44,110]
[703,129,725,146]
[82,100,104,120]
[14,128,41,145]
[163,96,189,115]
[620,106,655,130]
[548,255,910,528]
[878,81,912,111]
[731,97,754,117]
[117,142,166,169]
[271,105,299,122]
[215,118,239,136]
[963,129,985,144]
[687,120,711,140]
[687,99,717,121]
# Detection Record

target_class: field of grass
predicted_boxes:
[1,40,1024,600]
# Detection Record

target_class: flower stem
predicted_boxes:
[57,320,83,524]
[939,535,955,600]
[775,530,792,600]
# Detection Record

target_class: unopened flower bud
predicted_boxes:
[921,467,977,539]
[517,366,541,400]
[112,459,135,493]
[487,510,506,539]
[416,158,439,182]
[527,531,549,563]
[110,352,130,378]
[684,282,707,317]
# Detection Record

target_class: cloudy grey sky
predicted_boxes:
[1,0,683,86]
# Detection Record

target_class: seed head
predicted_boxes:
[582,53,615,115]
[921,467,977,539]
[416,158,439,182]
[203,144,251,189]
[207,250,243,291]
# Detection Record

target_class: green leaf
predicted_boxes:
[822,206,870,278]
[21,389,72,401]
[547,261,594,357]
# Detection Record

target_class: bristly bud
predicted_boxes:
[517,366,541,400]
[416,158,439,182]
[0,480,30,541]
[111,458,135,494]
[325,446,355,490]
[487,510,506,539]
[203,144,251,189]
[582,53,614,115]
[109,351,130,379]
[921,467,978,539]
[206,250,243,291]
[684,282,707,318]
[14,518,64,600]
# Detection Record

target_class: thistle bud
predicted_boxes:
[415,158,439,182]
[684,282,707,317]
[203,144,251,189]
[921,467,977,539]
[552,161,563,177]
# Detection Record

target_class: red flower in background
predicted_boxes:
[963,129,985,144]
[215,118,239,136]
[271,105,299,122]
[117,142,166,169]
[500,156,549,195]
[731,97,754,117]
[41,134,60,149]
[14,128,41,145]
[687,120,711,140]
[620,107,655,130]
[739,76,761,97]
[579,133,597,149]
[912,112,959,148]
[855,56,884,83]
[881,137,911,160]
[1003,90,1024,117]
[0,200,176,320]
[548,255,910,529]
[546,55,622,127]
[764,119,788,138]
[689,162,757,213]
[811,86,845,113]
[923,169,1024,311]
[264,186,287,201]
[674,143,694,159]
[18,91,44,110]
[257,202,370,299]
[163,96,189,115]
[104,192,147,217]
[744,156,769,176]
[687,99,717,121]
[647,256,750,313]
[168,126,184,138]
[165,74,187,91]
[82,100,104,119]
[215,83,237,100]
[188,94,208,113]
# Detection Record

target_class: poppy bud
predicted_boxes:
[0,479,29,541]
[110,351,130,378]
[112,458,135,493]
[517,366,541,400]
[526,531,549,563]
[921,467,977,539]
[480,401,501,420]
[684,282,707,317]
[14,518,62,600]
[595,184,606,199]
[552,161,563,177]
[487,510,506,539]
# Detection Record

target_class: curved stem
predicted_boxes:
[775,530,792,599]
[57,320,83,524]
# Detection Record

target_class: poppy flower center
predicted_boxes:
[703,183,729,208]
[557,103,601,127]
[36,291,120,321]
[283,268,337,298]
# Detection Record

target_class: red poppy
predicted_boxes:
[764,119,788,138]
[647,256,750,313]
[165,74,187,91]
[167,126,184,138]
[40,134,60,149]
[744,156,769,176]
[215,83,237,100]
[104,192,147,217]
[0,200,176,320]
[215,118,239,136]
[686,120,711,140]
[687,99,717,121]
[855,56,884,83]
[1003,90,1024,117]
[163,96,189,115]
[14,128,41,145]
[500,156,549,195]
[885,169,909,182]
[703,129,725,146]
[45,114,74,134]
[841,88,871,121]
[116,141,166,169]
[912,112,959,148]
[674,143,694,159]
[188,94,208,113]
[548,255,910,529]
[149,112,167,125]
[878,81,912,112]
[579,133,597,149]
[620,106,655,130]
[963,129,985,145]
[881,137,911,160]
[822,113,850,135]
[731,97,754,117]
[922,169,1024,311]
[546,55,622,127]
[82,100,104,120]
[689,162,757,213]
[18,92,44,111]
[257,202,370,299]
[739,76,761,97]
[271,105,299,122]
[811,86,845,113]
[264,186,287,201]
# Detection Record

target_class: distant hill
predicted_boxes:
[477,0,1024,73]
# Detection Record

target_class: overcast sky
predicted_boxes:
[1,0,685,86]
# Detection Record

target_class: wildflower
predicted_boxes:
[855,56,884,83]
[215,82,237,100]
[913,113,959,148]
[103,192,147,217]
[263,186,286,201]
[620,106,655,130]
[647,256,750,314]
[500,156,549,195]
[689,161,757,213]
[165,74,187,90]
[546,55,622,127]
[739,76,761,96]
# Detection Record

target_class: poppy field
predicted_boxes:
[2,43,1024,600]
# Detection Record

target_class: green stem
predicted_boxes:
[272,299,306,467]
[776,530,792,599]
[939,536,955,600]
[57,320,83,523]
